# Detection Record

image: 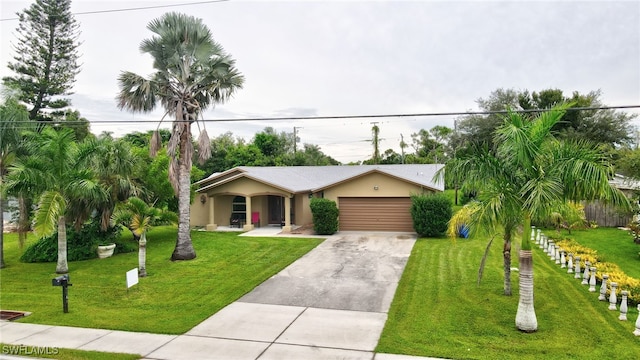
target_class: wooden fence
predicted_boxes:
[583,200,633,227]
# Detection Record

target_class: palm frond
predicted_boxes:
[33,191,66,238]
[197,127,211,165]
[169,157,180,196]
[116,71,157,112]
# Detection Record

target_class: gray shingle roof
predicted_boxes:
[196,164,444,193]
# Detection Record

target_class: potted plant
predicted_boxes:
[97,242,116,259]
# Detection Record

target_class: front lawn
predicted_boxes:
[0,227,322,334]
[377,234,639,360]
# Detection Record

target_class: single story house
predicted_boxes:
[190,164,444,232]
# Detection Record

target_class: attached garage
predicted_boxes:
[338,197,414,232]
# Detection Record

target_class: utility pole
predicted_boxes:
[371,122,380,164]
[400,134,406,164]
[453,119,458,205]
[293,127,303,153]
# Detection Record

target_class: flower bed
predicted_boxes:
[554,238,640,305]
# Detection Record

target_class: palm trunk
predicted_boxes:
[0,186,5,269]
[515,249,537,332]
[171,121,196,261]
[18,195,29,249]
[139,232,147,277]
[56,216,68,274]
[503,231,512,296]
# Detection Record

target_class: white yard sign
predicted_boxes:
[126,268,139,288]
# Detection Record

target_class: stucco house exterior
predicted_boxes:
[190,164,444,233]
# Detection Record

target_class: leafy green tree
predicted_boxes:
[253,127,290,159]
[6,127,106,273]
[59,110,91,141]
[0,95,31,268]
[453,88,635,152]
[411,126,454,163]
[117,12,244,261]
[519,89,633,147]
[442,104,628,332]
[2,0,80,123]
[112,197,177,277]
[451,89,522,151]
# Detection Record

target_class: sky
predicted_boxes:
[1,0,639,164]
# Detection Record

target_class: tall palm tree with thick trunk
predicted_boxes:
[442,104,628,332]
[117,12,244,261]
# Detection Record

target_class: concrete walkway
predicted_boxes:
[1,231,444,360]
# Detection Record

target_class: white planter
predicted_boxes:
[97,243,116,259]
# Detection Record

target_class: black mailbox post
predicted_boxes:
[51,274,72,313]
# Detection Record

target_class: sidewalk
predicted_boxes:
[1,232,446,360]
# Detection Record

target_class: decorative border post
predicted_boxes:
[567,253,574,274]
[581,261,590,285]
[634,304,640,336]
[599,274,609,301]
[619,291,628,321]
[608,282,618,311]
[588,267,596,292]
[574,256,581,279]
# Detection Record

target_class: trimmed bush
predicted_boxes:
[411,193,453,237]
[310,198,339,235]
[21,220,131,263]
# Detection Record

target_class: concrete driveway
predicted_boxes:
[240,232,416,312]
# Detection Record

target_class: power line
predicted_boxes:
[5,104,640,125]
[0,0,230,22]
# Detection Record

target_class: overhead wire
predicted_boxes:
[4,104,640,125]
[0,0,231,22]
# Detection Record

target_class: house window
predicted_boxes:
[232,196,246,213]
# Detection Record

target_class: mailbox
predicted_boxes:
[51,274,72,313]
[52,274,69,286]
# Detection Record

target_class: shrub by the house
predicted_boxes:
[411,193,453,237]
[310,198,339,235]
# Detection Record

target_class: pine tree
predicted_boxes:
[3,0,80,122]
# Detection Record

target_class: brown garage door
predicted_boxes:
[338,197,414,232]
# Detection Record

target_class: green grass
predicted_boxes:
[377,235,640,360]
[557,227,640,279]
[0,226,322,334]
[0,344,140,360]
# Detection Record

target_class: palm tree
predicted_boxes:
[117,12,244,261]
[88,133,141,231]
[112,197,177,277]
[442,104,628,332]
[6,126,106,273]
[0,95,31,268]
